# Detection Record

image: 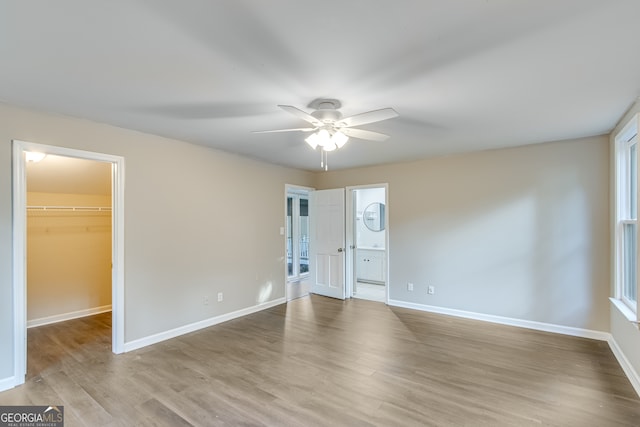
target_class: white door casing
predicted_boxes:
[11,140,125,388]
[309,188,346,299]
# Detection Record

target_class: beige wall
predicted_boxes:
[0,103,314,381]
[316,135,610,331]
[26,192,112,323]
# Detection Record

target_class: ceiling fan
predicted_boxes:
[254,99,399,170]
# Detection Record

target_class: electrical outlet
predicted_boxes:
[203,296,209,305]
[407,282,414,291]
[427,286,435,295]
[217,292,223,302]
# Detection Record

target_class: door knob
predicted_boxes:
[338,248,344,252]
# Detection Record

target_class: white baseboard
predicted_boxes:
[124,297,286,353]
[387,299,611,341]
[27,305,112,329]
[608,337,640,397]
[0,375,19,393]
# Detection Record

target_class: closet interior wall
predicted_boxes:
[26,191,112,326]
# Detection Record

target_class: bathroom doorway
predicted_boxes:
[348,185,388,303]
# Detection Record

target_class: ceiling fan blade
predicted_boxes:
[338,108,399,127]
[253,127,316,134]
[278,105,323,126]
[340,128,390,141]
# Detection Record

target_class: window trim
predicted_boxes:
[615,113,640,314]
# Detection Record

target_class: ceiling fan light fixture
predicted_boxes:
[305,133,319,149]
[323,141,337,151]
[305,128,348,153]
[316,129,330,146]
[332,131,348,148]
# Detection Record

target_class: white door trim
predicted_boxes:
[346,183,389,304]
[284,184,314,301]
[12,140,125,385]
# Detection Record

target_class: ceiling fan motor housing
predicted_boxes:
[311,100,343,124]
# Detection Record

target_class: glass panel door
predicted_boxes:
[299,198,309,275]
[287,190,310,281]
[287,196,294,277]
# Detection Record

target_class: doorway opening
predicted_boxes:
[348,185,388,303]
[12,140,125,387]
[26,155,112,330]
[285,185,312,301]
[305,185,389,302]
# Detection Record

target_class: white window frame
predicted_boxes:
[615,114,639,314]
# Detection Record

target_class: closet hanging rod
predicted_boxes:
[26,205,112,212]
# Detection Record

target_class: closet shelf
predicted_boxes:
[27,206,112,217]
[27,205,112,212]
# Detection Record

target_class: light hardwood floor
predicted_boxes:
[1,295,639,426]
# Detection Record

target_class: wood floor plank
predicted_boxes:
[2,295,640,426]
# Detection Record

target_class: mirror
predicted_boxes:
[363,202,385,232]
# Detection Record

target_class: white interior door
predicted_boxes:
[309,188,346,299]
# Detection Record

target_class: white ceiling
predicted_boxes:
[2,1,640,171]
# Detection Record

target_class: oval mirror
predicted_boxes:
[363,202,385,232]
